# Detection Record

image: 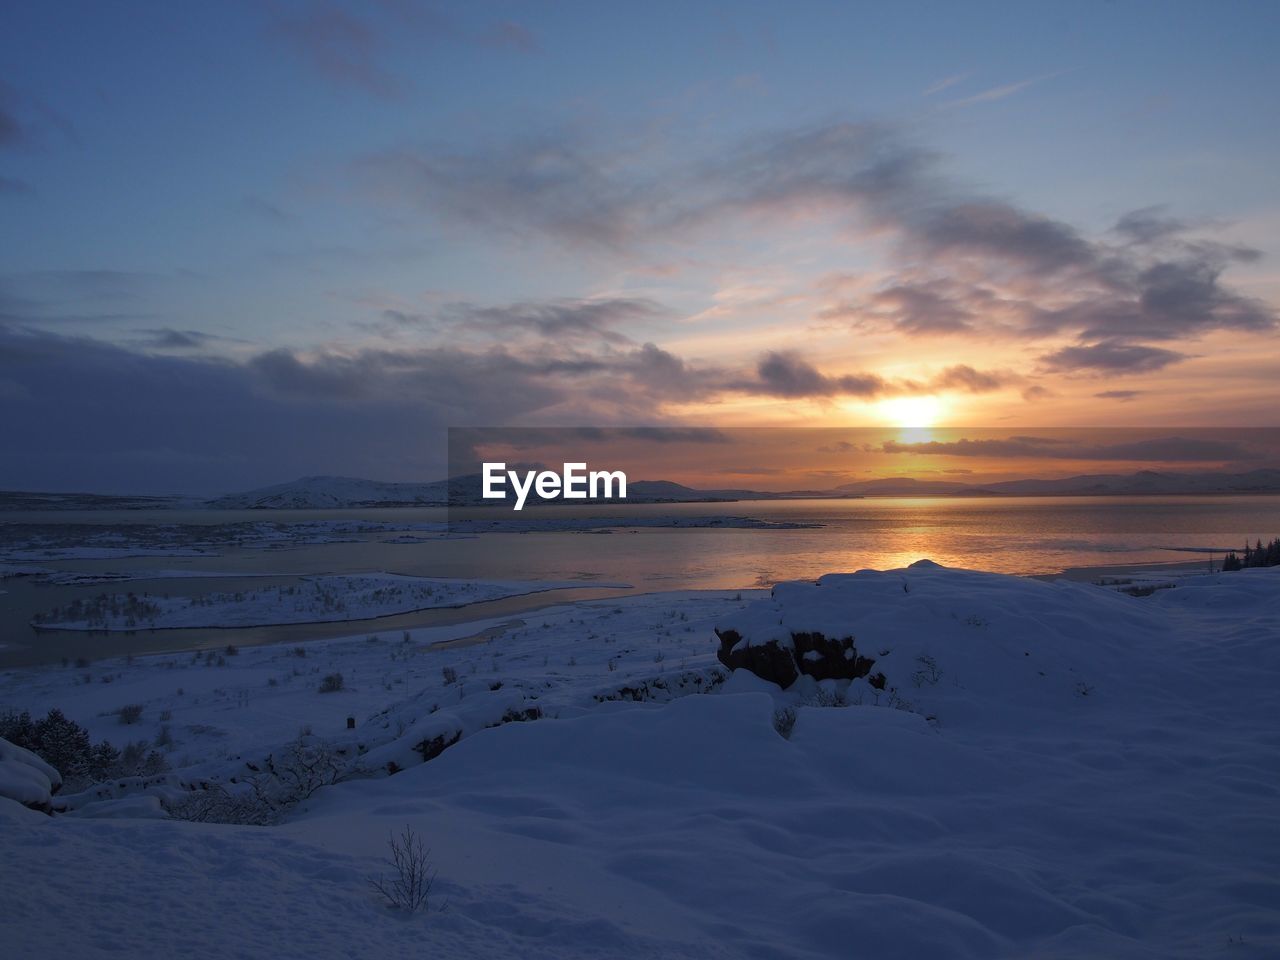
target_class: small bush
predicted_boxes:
[772,706,798,740]
[369,825,436,913]
[319,673,345,693]
[441,666,458,685]
[166,736,347,825]
[117,704,144,725]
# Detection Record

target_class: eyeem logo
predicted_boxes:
[482,462,627,511]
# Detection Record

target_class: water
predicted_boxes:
[2,495,1277,665]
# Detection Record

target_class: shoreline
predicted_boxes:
[1,554,1242,671]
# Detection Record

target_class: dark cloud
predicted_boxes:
[1113,206,1188,245]
[453,425,730,451]
[1038,339,1187,374]
[859,281,977,334]
[0,323,579,492]
[880,435,1257,462]
[908,201,1096,276]
[731,353,1018,400]
[1039,259,1275,342]
[1095,390,1142,401]
[134,328,215,350]
[745,351,885,399]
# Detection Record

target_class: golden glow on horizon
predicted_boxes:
[877,395,943,428]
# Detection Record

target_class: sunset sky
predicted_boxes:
[2,1,1278,493]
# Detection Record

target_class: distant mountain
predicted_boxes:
[974,469,1280,497]
[208,468,1280,509]
[10,467,1278,513]
[0,490,190,511]
[834,477,971,496]
[207,476,449,509]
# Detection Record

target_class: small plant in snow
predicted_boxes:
[911,654,942,688]
[772,706,798,740]
[441,666,458,685]
[117,703,144,724]
[803,687,848,708]
[369,825,436,914]
[319,672,345,693]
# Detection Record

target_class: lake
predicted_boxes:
[2,494,1278,665]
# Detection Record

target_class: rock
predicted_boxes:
[715,628,877,689]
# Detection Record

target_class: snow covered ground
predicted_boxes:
[2,562,1279,958]
[32,573,624,631]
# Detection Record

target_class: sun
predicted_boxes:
[877,395,943,429]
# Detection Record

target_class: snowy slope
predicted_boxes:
[1,564,1278,958]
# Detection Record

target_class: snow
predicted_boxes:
[0,736,62,807]
[33,573,627,631]
[1,562,1278,958]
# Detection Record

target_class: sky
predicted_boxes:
[1,1,1278,494]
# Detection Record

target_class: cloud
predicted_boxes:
[270,3,409,98]
[134,328,216,350]
[416,297,661,345]
[355,134,645,248]
[923,364,1019,393]
[355,119,1273,362]
[947,71,1064,107]
[0,175,32,194]
[1113,206,1188,245]
[1038,339,1188,374]
[732,354,1015,400]
[880,435,1257,462]
[0,323,585,492]
[745,351,885,398]
[1095,390,1142,401]
[923,73,969,97]
[1038,259,1274,342]
[908,201,1096,276]
[856,281,977,334]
